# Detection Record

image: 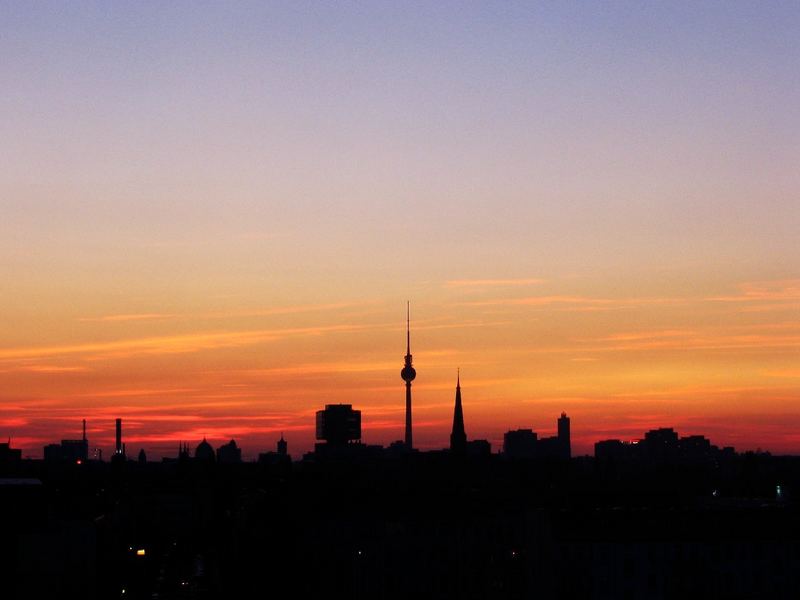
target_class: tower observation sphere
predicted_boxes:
[401,365,416,382]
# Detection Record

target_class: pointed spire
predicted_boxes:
[402,302,414,371]
[450,370,466,453]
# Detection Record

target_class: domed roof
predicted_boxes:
[195,437,215,461]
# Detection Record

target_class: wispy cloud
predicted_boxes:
[72,387,201,399]
[238,360,398,377]
[707,279,800,303]
[608,384,789,400]
[445,278,545,288]
[455,279,800,314]
[763,369,800,379]
[593,329,696,342]
[78,301,370,324]
[580,332,800,353]
[459,295,686,311]
[409,319,514,332]
[0,364,91,374]
[15,364,91,373]
[0,323,374,361]
[79,313,177,323]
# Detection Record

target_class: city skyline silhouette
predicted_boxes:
[3,303,791,461]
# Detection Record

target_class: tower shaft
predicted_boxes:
[405,381,412,448]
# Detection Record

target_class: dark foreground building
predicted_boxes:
[2,449,800,599]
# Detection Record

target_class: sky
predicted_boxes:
[1,2,798,458]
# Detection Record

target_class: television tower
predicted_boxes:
[400,302,416,449]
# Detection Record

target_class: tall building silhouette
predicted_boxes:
[503,429,538,458]
[277,433,287,456]
[558,412,571,459]
[450,371,466,453]
[115,418,123,456]
[400,302,416,449]
[316,404,361,446]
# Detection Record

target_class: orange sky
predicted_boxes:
[2,276,798,458]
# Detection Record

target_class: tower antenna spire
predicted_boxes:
[406,301,411,355]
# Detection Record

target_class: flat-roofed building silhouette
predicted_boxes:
[504,429,538,458]
[316,404,361,446]
[42,420,89,463]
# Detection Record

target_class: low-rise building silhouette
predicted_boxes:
[503,413,571,459]
[465,439,491,456]
[595,427,734,462]
[0,441,22,464]
[258,435,292,466]
[43,419,89,463]
[217,439,242,464]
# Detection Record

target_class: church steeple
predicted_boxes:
[400,302,416,449]
[450,370,466,453]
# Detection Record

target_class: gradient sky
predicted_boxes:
[1,2,798,458]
